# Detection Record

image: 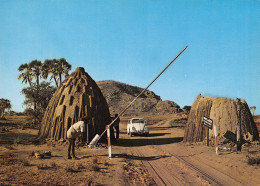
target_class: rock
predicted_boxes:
[97,80,180,116]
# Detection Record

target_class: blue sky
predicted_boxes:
[0,0,259,114]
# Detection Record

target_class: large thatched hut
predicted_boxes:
[39,67,111,142]
[183,94,259,143]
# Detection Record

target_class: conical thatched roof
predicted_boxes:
[39,67,111,142]
[183,94,259,143]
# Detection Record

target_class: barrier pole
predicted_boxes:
[213,125,219,155]
[88,46,188,147]
[107,125,112,158]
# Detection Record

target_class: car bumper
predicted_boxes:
[132,130,149,134]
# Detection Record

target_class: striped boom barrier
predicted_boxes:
[107,125,112,158]
[213,125,219,155]
[88,46,188,149]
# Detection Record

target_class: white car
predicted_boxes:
[127,118,149,136]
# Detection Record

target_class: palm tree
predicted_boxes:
[49,59,60,87]
[29,60,42,86]
[57,58,71,86]
[18,63,32,87]
[48,58,71,87]
[41,59,52,80]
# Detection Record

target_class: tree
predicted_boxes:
[0,98,11,119]
[250,106,256,116]
[41,59,52,80]
[45,59,59,87]
[45,58,71,87]
[183,105,191,114]
[29,60,42,86]
[58,58,71,85]
[22,82,56,126]
[18,58,71,127]
[18,63,32,87]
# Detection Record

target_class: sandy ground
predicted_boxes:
[0,115,260,185]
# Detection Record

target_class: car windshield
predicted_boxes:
[132,119,145,123]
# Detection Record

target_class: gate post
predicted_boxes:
[107,125,112,158]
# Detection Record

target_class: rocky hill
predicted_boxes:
[97,80,181,116]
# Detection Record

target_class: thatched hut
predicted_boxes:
[39,67,111,142]
[183,94,259,143]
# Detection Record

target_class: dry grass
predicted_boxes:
[65,164,81,172]
[104,161,109,166]
[65,163,85,172]
[37,162,57,170]
[2,115,28,125]
[92,157,98,164]
[37,163,49,170]
[19,158,30,166]
[75,163,85,170]
[50,162,57,167]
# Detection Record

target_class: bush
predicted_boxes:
[247,156,260,165]
[91,164,100,172]
[92,157,98,164]
[65,164,81,173]
[37,163,48,170]
[50,162,56,167]
[20,159,30,166]
[75,163,85,170]
[104,161,109,166]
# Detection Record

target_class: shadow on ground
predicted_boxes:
[112,153,170,161]
[114,137,183,147]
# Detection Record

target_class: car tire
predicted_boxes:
[130,131,133,137]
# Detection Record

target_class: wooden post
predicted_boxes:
[236,98,242,152]
[86,124,89,144]
[207,127,209,146]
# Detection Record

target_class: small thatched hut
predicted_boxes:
[183,94,259,143]
[39,67,111,142]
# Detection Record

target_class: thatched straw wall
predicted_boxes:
[183,94,259,143]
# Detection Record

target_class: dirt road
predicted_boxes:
[1,115,259,185]
[116,116,260,185]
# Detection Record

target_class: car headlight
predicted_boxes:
[132,127,136,131]
[144,127,149,132]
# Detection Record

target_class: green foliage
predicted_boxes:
[18,58,71,127]
[28,60,42,85]
[0,98,11,119]
[46,58,72,87]
[18,63,32,87]
[18,58,72,87]
[22,82,56,127]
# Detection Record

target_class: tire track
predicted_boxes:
[136,147,184,186]
[155,145,244,186]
